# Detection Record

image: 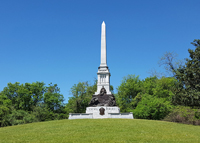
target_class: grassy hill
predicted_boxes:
[0,119,200,143]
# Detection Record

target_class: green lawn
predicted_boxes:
[0,119,200,143]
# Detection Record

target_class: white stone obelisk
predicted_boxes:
[100,21,107,67]
[95,21,111,95]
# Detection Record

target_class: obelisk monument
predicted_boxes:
[68,22,133,119]
[100,21,107,67]
[95,21,111,95]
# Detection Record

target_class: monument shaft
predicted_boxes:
[100,21,107,67]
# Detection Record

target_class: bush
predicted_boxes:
[23,113,37,124]
[0,106,10,127]
[32,103,50,121]
[163,106,200,125]
[195,111,200,119]
[133,94,173,120]
[58,113,68,119]
[7,109,37,126]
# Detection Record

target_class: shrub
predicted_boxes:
[23,113,37,124]
[133,94,173,120]
[195,111,200,119]
[0,94,11,127]
[58,113,68,119]
[32,103,50,121]
[163,106,200,125]
[7,109,37,125]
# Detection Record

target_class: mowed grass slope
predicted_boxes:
[0,119,200,143]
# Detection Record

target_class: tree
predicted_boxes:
[141,76,158,95]
[158,52,184,77]
[116,75,142,112]
[0,93,11,127]
[1,82,45,111]
[133,94,173,120]
[0,82,66,127]
[66,82,93,113]
[65,80,113,114]
[116,75,176,113]
[152,77,176,101]
[44,83,64,112]
[173,39,200,107]
[28,82,45,107]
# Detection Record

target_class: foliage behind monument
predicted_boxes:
[116,75,175,120]
[0,82,66,127]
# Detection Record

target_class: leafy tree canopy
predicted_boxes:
[116,75,176,112]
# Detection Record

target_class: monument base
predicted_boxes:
[68,106,134,119]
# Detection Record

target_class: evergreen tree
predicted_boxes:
[173,39,200,107]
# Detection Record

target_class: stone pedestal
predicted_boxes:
[68,113,93,119]
[86,106,120,119]
[68,106,134,119]
[95,66,111,95]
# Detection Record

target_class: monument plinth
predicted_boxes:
[68,21,133,119]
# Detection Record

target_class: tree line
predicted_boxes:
[0,82,66,127]
[1,39,200,127]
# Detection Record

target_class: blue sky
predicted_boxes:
[1,0,200,102]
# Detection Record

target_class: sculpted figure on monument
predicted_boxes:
[89,92,117,107]
[89,96,99,106]
[105,95,117,106]
[100,86,107,95]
